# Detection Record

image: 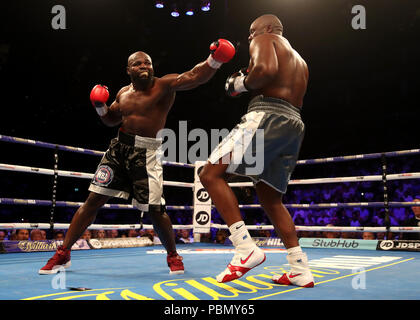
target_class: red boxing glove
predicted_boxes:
[207,39,235,69]
[90,84,109,116]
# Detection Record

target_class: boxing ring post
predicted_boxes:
[381,153,391,239]
[49,147,59,235]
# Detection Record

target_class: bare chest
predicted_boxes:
[119,88,171,115]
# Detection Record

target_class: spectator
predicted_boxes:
[178,229,193,244]
[40,230,47,240]
[145,229,162,244]
[95,229,106,239]
[257,229,272,238]
[214,229,228,244]
[304,211,316,226]
[128,229,138,238]
[400,198,420,240]
[106,229,119,238]
[15,229,29,240]
[81,229,91,240]
[341,231,358,239]
[317,212,331,226]
[376,232,386,240]
[323,224,340,239]
[54,231,65,241]
[9,231,17,240]
[362,232,376,240]
[350,211,362,227]
[199,232,212,243]
[30,229,44,241]
[0,230,6,241]
[372,210,386,226]
[293,211,305,225]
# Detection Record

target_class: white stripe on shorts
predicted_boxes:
[208,111,265,173]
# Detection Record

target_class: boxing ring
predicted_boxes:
[0,134,419,301]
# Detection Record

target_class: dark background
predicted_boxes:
[0,0,419,225]
[1,0,419,156]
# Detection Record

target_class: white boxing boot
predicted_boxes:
[272,251,314,288]
[216,225,266,283]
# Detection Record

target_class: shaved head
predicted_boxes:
[128,51,152,67]
[250,14,283,35]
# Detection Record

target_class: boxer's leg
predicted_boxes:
[147,207,184,274]
[63,192,111,249]
[200,158,265,283]
[148,207,177,254]
[199,159,242,226]
[39,192,110,274]
[255,181,299,249]
[255,182,314,287]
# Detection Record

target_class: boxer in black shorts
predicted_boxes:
[199,14,314,287]
[39,39,236,275]
[89,131,166,213]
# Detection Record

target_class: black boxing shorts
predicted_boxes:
[88,129,165,212]
[208,95,305,194]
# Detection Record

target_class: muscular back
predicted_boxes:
[248,34,308,108]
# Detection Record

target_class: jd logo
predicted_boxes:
[195,211,210,225]
[379,240,394,250]
[196,188,210,202]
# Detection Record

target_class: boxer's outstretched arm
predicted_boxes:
[162,38,235,91]
[162,61,217,91]
[245,34,278,90]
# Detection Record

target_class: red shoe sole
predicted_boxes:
[219,254,267,283]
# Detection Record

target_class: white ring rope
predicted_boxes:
[207,224,420,233]
[1,163,419,186]
[1,197,418,210]
[227,172,420,187]
[0,163,194,188]
[0,223,192,231]
[1,222,419,233]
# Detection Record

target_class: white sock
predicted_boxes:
[229,221,245,236]
[287,246,303,256]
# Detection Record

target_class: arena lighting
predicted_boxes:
[170,4,180,17]
[155,1,164,8]
[185,4,194,16]
[154,1,210,17]
[201,0,211,11]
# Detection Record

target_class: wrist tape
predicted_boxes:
[95,105,108,116]
[234,75,248,93]
[206,54,223,69]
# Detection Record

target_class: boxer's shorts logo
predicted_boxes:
[94,165,114,186]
